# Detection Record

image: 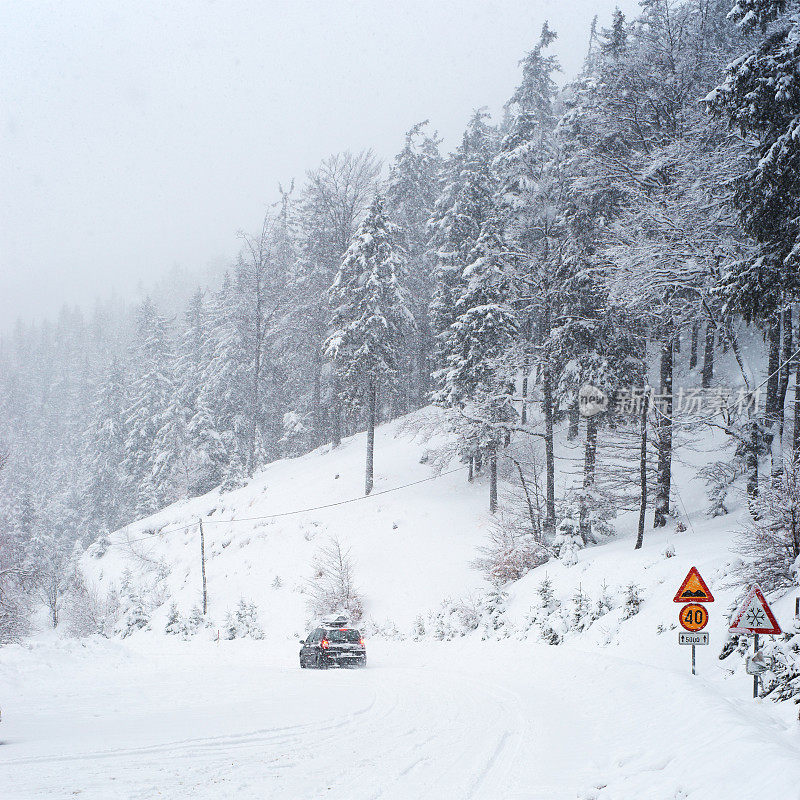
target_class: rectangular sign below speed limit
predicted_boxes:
[679,632,709,646]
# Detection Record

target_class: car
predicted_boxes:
[299,620,366,669]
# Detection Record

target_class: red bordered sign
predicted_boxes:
[673,567,714,603]
[729,584,782,635]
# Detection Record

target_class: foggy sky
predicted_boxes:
[1,0,639,331]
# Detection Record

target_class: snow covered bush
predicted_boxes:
[164,601,182,635]
[0,569,32,645]
[621,584,643,619]
[699,459,743,517]
[234,599,264,639]
[429,596,482,640]
[571,585,592,632]
[760,620,800,705]
[552,512,583,566]
[90,533,111,559]
[736,458,800,592]
[223,600,263,640]
[473,512,549,585]
[360,617,404,640]
[63,576,120,638]
[0,522,34,645]
[116,570,151,638]
[480,587,509,638]
[522,577,562,645]
[305,537,364,622]
[591,583,615,623]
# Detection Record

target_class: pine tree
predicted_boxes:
[429,110,499,371]
[85,358,131,530]
[385,121,443,407]
[707,0,800,480]
[435,216,519,510]
[123,298,177,517]
[494,22,563,531]
[326,195,413,494]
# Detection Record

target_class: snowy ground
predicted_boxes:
[10,380,800,799]
[2,635,800,800]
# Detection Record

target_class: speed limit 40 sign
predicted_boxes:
[679,603,708,632]
[673,567,714,675]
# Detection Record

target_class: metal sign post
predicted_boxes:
[753,633,759,699]
[674,568,713,675]
[729,583,782,699]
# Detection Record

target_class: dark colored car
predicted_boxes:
[299,624,366,669]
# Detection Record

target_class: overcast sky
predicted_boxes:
[1,0,639,331]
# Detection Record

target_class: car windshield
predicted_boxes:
[327,629,361,643]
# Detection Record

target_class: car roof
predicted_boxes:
[320,623,360,631]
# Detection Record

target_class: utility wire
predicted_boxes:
[111,465,470,547]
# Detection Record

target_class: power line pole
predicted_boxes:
[198,518,208,615]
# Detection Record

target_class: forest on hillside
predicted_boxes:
[2,0,800,643]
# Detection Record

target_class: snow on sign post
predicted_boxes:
[728,583,782,699]
[673,567,714,676]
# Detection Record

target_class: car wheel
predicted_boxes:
[358,657,367,668]
[300,656,307,669]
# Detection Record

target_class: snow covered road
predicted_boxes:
[2,637,800,799]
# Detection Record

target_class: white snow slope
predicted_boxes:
[2,405,800,799]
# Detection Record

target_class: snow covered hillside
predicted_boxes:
[79,399,799,647]
[5,407,800,799]
[80,409,492,637]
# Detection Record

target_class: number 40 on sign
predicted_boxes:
[673,567,714,675]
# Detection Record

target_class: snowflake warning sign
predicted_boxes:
[729,584,782,635]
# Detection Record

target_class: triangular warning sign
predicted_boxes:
[729,584,782,635]
[673,566,714,603]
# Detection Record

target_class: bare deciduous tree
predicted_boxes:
[305,537,363,622]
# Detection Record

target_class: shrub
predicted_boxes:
[305,537,364,622]
[736,458,800,592]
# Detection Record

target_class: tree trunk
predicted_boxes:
[520,371,529,426]
[794,312,800,459]
[489,446,498,514]
[766,310,781,423]
[579,415,597,542]
[689,321,699,369]
[777,306,793,441]
[721,317,731,352]
[514,460,539,539]
[654,327,673,528]
[567,401,579,440]
[701,322,714,389]
[764,311,782,483]
[365,378,376,495]
[747,419,760,507]
[635,393,649,549]
[543,366,556,535]
[416,321,431,407]
[769,305,794,482]
[332,375,342,448]
[312,353,323,446]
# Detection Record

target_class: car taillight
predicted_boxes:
[359,638,364,647]
[320,639,329,649]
